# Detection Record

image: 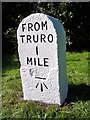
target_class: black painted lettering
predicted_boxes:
[41,34,46,43]
[27,35,32,43]
[22,23,26,32]
[34,58,36,65]
[20,35,25,43]
[34,22,40,31]
[48,34,53,43]
[42,21,47,30]
[38,58,43,66]
[33,35,39,43]
[28,23,33,31]
[27,57,32,65]
[44,58,49,67]
[36,46,38,55]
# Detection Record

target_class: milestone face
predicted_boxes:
[17,13,68,105]
[17,13,58,92]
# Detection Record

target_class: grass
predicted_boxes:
[1,52,90,119]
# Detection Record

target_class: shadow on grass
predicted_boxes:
[2,55,20,71]
[67,84,90,103]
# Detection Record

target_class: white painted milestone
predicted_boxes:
[17,13,68,105]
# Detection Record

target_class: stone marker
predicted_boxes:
[17,13,68,105]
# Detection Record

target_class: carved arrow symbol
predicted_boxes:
[35,82,48,92]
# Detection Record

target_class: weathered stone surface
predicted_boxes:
[17,13,68,105]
